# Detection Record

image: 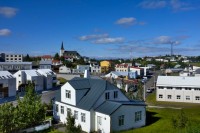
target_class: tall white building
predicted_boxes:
[0,71,16,98]
[5,54,23,62]
[157,76,200,103]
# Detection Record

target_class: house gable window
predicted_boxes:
[61,106,64,114]
[66,90,71,99]
[118,115,124,126]
[81,113,86,122]
[114,91,118,99]
[135,111,142,122]
[105,92,110,100]
[74,111,78,120]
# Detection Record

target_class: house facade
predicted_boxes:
[4,54,23,62]
[129,67,144,77]
[13,70,44,91]
[157,76,200,103]
[59,66,71,73]
[90,64,101,73]
[53,77,146,133]
[39,60,52,69]
[37,69,57,89]
[100,61,112,74]
[0,71,16,98]
[0,62,32,71]
[115,63,130,72]
[105,71,137,79]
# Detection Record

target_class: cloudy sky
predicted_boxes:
[0,0,200,58]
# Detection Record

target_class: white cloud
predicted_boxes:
[94,37,125,44]
[154,36,180,44]
[170,0,194,11]
[139,0,167,9]
[0,7,18,18]
[115,17,137,25]
[0,29,11,36]
[79,33,109,41]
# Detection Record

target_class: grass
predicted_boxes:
[190,62,200,67]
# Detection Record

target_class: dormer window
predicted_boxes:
[105,92,110,100]
[66,90,71,99]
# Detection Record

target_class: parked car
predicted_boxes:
[146,88,153,93]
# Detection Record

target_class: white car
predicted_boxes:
[146,88,153,93]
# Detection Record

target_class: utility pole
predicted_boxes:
[143,81,146,101]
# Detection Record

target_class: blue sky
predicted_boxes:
[0,0,200,58]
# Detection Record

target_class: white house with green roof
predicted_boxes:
[53,76,146,132]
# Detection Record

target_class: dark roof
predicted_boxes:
[55,77,145,112]
[61,42,64,50]
[95,100,146,115]
[64,51,80,56]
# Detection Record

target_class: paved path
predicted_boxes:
[148,105,182,109]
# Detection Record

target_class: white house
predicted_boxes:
[157,76,200,103]
[53,77,146,133]
[129,67,144,77]
[39,60,52,69]
[90,64,101,73]
[105,71,137,79]
[13,70,44,91]
[0,71,16,98]
[37,69,57,90]
[59,66,71,73]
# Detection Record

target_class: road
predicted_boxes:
[0,86,61,106]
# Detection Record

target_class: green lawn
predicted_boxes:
[120,93,200,133]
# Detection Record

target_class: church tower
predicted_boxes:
[60,42,64,57]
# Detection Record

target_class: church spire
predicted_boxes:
[61,42,64,50]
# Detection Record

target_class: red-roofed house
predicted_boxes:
[115,63,132,72]
[41,55,53,61]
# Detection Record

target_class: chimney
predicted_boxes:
[84,70,90,78]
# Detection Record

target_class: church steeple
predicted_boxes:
[61,42,64,50]
[60,42,65,57]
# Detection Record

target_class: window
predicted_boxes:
[195,96,200,100]
[105,92,110,100]
[67,108,71,116]
[18,75,21,77]
[74,111,78,120]
[97,116,102,125]
[135,111,142,122]
[61,106,64,114]
[55,104,58,112]
[186,96,190,100]
[194,88,200,91]
[167,87,172,90]
[185,88,191,90]
[176,87,182,90]
[114,91,118,98]
[81,113,86,122]
[118,115,124,126]
[66,90,71,99]
[159,94,163,98]
[167,95,172,99]
[158,87,164,89]
[19,81,21,83]
[177,95,181,99]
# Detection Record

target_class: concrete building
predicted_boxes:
[0,62,32,71]
[37,69,57,90]
[59,66,71,73]
[39,60,52,69]
[13,70,44,91]
[53,77,146,133]
[157,76,200,103]
[0,71,16,98]
[4,54,23,62]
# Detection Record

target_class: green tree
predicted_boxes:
[65,113,82,133]
[16,83,46,129]
[0,103,16,133]
[54,53,60,60]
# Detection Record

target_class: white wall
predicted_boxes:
[54,101,92,133]
[157,86,200,103]
[95,112,110,133]
[111,105,146,132]
[0,78,16,97]
[61,83,76,106]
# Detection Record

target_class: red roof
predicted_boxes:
[130,66,143,70]
[41,55,52,59]
[52,60,61,63]
[116,63,129,68]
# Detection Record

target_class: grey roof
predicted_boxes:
[39,60,52,65]
[56,77,145,112]
[95,100,146,115]
[195,69,200,74]
[0,62,32,65]
[157,76,200,87]
[64,51,80,56]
